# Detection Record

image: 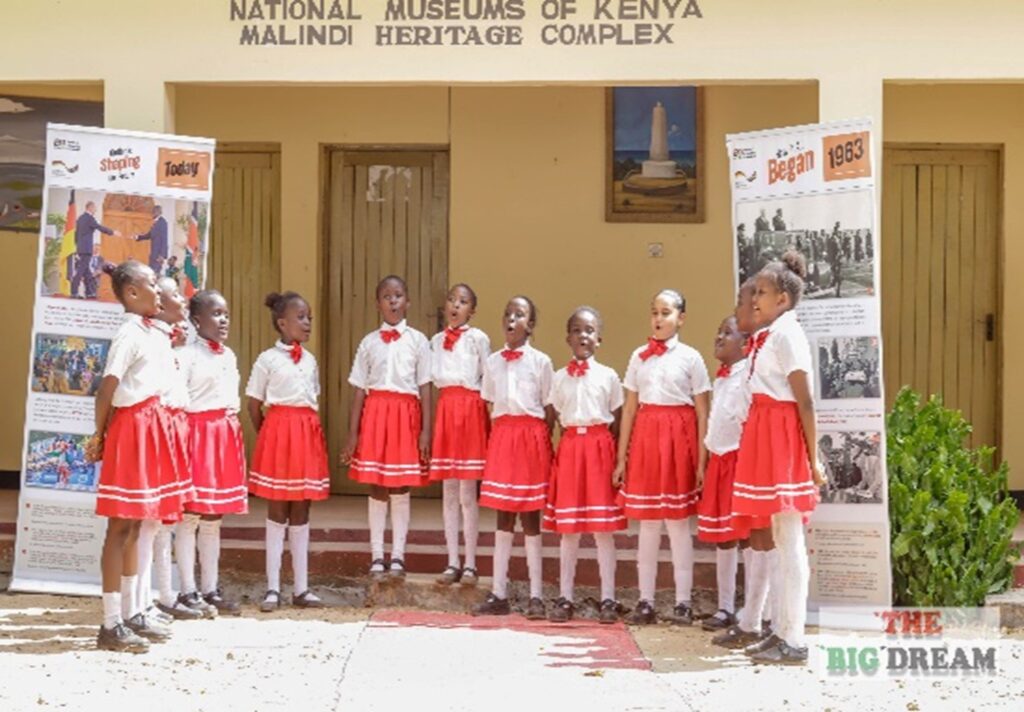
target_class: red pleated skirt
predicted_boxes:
[429,386,489,481]
[479,415,552,512]
[544,425,626,533]
[731,395,818,531]
[167,407,195,509]
[618,404,700,520]
[186,410,249,515]
[249,405,329,501]
[349,390,427,488]
[697,450,749,543]
[95,396,194,521]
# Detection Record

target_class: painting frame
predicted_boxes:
[605,86,705,224]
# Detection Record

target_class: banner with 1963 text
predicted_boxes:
[727,118,892,615]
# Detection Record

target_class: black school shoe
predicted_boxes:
[525,597,547,620]
[749,638,809,666]
[97,623,149,653]
[125,613,172,642]
[204,588,241,616]
[668,603,694,625]
[472,593,511,616]
[743,633,781,656]
[597,599,624,624]
[548,597,574,623]
[701,609,738,631]
[626,600,657,625]
[711,624,763,650]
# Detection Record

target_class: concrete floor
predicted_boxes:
[1,589,1023,712]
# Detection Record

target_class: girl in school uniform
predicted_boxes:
[544,307,626,624]
[175,289,249,616]
[344,275,432,579]
[246,291,330,611]
[474,295,554,621]
[720,252,823,665]
[613,289,711,625]
[696,315,751,632]
[429,283,490,585]
[90,260,190,652]
[136,277,211,623]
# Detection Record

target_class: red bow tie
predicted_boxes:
[748,330,770,377]
[207,339,224,355]
[142,317,154,329]
[716,363,732,379]
[501,349,523,362]
[567,359,589,377]
[289,341,303,364]
[380,329,402,344]
[638,337,669,362]
[443,327,464,351]
[170,326,184,342]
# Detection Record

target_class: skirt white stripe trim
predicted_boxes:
[733,481,816,492]
[732,487,817,501]
[549,505,623,513]
[98,481,190,495]
[193,485,248,495]
[479,491,547,503]
[429,458,487,466]
[189,493,250,505]
[697,525,735,533]
[96,488,194,505]
[351,459,424,472]
[249,473,330,491]
[620,491,701,501]
[543,514,627,524]
[481,481,547,491]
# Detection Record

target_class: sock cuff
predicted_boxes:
[368,497,389,510]
[389,492,411,502]
[288,523,311,533]
[198,518,222,531]
[266,519,287,532]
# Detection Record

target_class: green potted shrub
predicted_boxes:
[887,387,1019,606]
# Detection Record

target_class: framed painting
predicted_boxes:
[0,95,103,233]
[605,86,704,223]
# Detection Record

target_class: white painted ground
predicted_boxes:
[1,604,1022,712]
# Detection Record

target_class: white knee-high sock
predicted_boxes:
[665,518,694,605]
[390,493,411,561]
[176,513,200,594]
[716,547,739,614]
[135,519,159,608]
[102,592,122,629]
[594,532,617,602]
[121,574,138,620]
[459,480,479,569]
[738,550,771,633]
[525,534,544,599]
[735,546,754,621]
[773,513,809,648]
[289,523,311,594]
[442,480,461,568]
[368,498,388,561]
[197,519,222,594]
[492,530,514,598]
[265,519,287,592]
[767,547,781,627]
[559,534,580,600]
[637,520,662,603]
[154,524,175,606]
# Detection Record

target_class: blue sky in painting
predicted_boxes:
[613,87,696,152]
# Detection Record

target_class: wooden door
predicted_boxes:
[881,147,1000,449]
[96,194,156,302]
[323,149,449,494]
[209,144,282,454]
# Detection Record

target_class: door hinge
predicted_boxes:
[986,313,995,342]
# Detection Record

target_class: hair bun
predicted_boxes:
[101,262,117,276]
[264,292,282,309]
[781,249,808,280]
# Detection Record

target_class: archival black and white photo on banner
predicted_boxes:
[817,431,883,504]
[734,189,875,299]
[817,335,881,400]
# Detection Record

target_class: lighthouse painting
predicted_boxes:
[606,86,703,223]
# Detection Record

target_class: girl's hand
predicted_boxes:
[85,434,104,463]
[696,462,706,489]
[811,461,826,488]
[611,461,626,489]
[419,431,431,466]
[340,437,358,466]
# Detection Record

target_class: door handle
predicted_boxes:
[985,313,995,342]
